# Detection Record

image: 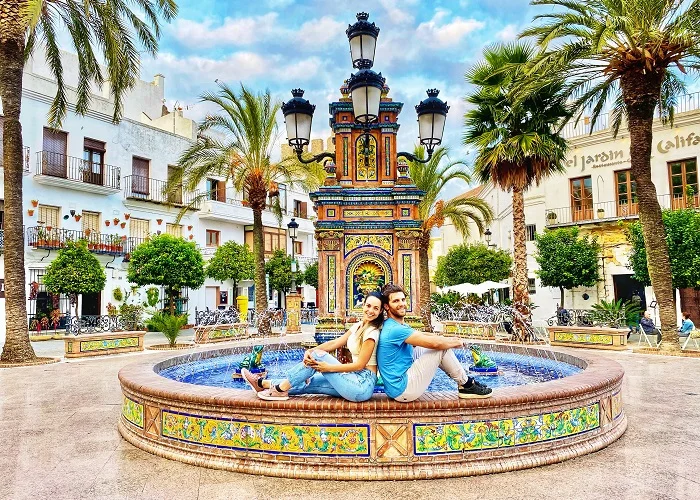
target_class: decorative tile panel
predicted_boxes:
[209,326,246,340]
[553,332,613,345]
[402,254,412,312]
[122,396,144,429]
[384,136,391,176]
[413,402,600,455]
[342,209,393,218]
[327,208,336,217]
[611,391,623,420]
[344,234,392,256]
[161,410,370,457]
[328,255,336,313]
[401,208,410,217]
[356,135,377,181]
[81,337,139,352]
[343,137,348,176]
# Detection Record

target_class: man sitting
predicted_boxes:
[640,310,661,345]
[377,284,492,402]
[679,311,695,337]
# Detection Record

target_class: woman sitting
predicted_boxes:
[679,311,695,337]
[242,292,386,402]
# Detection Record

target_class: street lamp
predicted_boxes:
[287,217,299,291]
[485,228,496,248]
[282,12,449,166]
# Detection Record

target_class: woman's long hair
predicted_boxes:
[364,291,387,330]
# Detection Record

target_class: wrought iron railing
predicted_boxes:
[194,307,242,326]
[124,175,200,208]
[123,236,147,261]
[65,314,136,335]
[546,309,595,327]
[545,193,699,226]
[26,226,127,255]
[301,308,318,324]
[36,151,120,189]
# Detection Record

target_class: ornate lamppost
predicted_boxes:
[285,217,301,333]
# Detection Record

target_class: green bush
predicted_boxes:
[591,299,641,328]
[119,303,145,330]
[146,312,188,347]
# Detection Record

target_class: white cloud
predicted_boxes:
[380,0,415,25]
[496,24,518,41]
[170,13,280,48]
[416,9,484,47]
[265,0,294,8]
[297,16,345,48]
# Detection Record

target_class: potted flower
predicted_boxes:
[546,211,557,223]
[188,234,194,240]
[156,218,163,225]
[124,213,130,220]
[187,225,193,231]
[120,222,126,229]
[31,200,38,207]
[241,200,250,207]
[113,217,120,225]
[105,220,110,227]
[27,209,34,216]
[597,208,605,219]
[75,214,82,222]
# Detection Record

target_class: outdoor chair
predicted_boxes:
[681,330,700,351]
[638,326,661,348]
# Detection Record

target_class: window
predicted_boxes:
[166,223,182,238]
[528,278,537,294]
[83,138,105,186]
[206,229,220,247]
[81,211,100,234]
[38,205,60,228]
[206,178,226,202]
[526,224,536,242]
[278,183,287,211]
[294,240,302,255]
[615,170,638,216]
[131,157,150,195]
[42,127,68,177]
[129,218,149,239]
[669,158,698,209]
[570,176,593,222]
[167,165,183,204]
[245,226,286,258]
[293,199,308,218]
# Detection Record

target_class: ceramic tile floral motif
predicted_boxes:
[81,337,139,352]
[122,396,144,428]
[553,332,613,345]
[161,410,370,457]
[414,403,600,454]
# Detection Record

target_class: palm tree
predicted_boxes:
[172,83,323,336]
[522,0,700,351]
[463,42,570,340]
[408,145,493,331]
[0,0,176,363]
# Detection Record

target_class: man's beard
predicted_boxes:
[388,305,406,318]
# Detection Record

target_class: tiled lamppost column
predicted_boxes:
[285,217,301,334]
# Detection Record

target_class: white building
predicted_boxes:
[438,93,700,323]
[0,49,317,332]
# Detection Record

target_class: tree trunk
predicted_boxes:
[511,186,531,341]
[252,208,271,335]
[559,286,565,309]
[418,231,432,332]
[0,5,36,363]
[620,72,678,351]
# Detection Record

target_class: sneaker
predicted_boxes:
[458,380,493,399]
[241,368,265,393]
[257,386,290,401]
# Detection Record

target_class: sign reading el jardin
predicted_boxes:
[567,150,626,171]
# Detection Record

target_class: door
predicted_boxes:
[132,157,150,196]
[205,286,218,310]
[613,274,647,311]
[81,292,101,316]
[83,138,106,186]
[570,176,593,222]
[42,128,68,178]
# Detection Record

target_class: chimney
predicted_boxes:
[153,74,165,87]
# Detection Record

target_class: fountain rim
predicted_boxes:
[118,342,623,411]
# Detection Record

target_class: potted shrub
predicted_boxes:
[146,312,189,348]
[124,213,131,220]
[75,214,82,222]
[105,220,110,227]
[156,218,163,225]
[546,211,557,223]
[113,217,120,225]
[27,209,34,216]
[31,199,38,207]
[120,222,126,229]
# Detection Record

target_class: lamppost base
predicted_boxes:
[285,292,302,334]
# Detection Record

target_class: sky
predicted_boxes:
[137,0,543,199]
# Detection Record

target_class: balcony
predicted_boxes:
[0,146,31,174]
[34,151,121,194]
[123,175,200,209]
[545,194,698,227]
[123,237,147,262]
[26,226,127,256]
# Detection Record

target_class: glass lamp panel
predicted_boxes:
[350,34,376,65]
[351,85,381,123]
[285,112,312,146]
[418,113,446,146]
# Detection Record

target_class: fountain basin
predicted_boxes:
[118,343,626,480]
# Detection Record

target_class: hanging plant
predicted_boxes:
[113,217,120,225]
[156,230,162,235]
[188,234,193,240]
[124,213,130,220]
[156,218,163,225]
[31,200,38,207]
[113,287,124,302]
[27,209,34,216]
[29,281,39,300]
[187,225,193,231]
[105,220,111,226]
[75,214,82,222]
[46,225,52,232]
[84,228,91,236]
[120,222,126,229]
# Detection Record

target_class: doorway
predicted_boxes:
[205,286,219,310]
[613,274,647,310]
[82,292,101,316]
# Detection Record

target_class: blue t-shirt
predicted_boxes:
[376,318,415,398]
[680,318,695,334]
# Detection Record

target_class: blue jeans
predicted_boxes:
[270,351,377,402]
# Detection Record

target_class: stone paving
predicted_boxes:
[1,330,699,500]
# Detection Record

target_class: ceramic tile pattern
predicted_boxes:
[80,336,140,352]
[121,396,144,429]
[553,332,614,345]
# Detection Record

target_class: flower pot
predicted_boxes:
[597,210,605,219]
[27,209,34,216]
[113,218,120,225]
[46,226,52,232]
[105,221,110,227]
[120,222,126,229]
[156,230,162,235]
[188,234,193,240]
[75,215,82,222]
[124,213,130,220]
[187,225,193,231]
[156,219,163,225]
[31,200,38,207]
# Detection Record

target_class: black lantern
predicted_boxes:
[287,217,299,290]
[287,217,299,240]
[282,89,315,151]
[484,228,492,245]
[346,12,380,69]
[415,89,449,154]
[347,64,385,125]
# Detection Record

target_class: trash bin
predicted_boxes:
[236,296,248,318]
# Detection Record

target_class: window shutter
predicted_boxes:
[129,218,150,239]
[301,201,307,219]
[82,211,100,233]
[217,181,226,202]
[38,205,60,227]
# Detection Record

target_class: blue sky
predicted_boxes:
[139,0,541,198]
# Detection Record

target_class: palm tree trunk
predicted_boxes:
[511,186,531,341]
[0,6,37,363]
[621,73,677,351]
[418,231,432,332]
[252,208,271,336]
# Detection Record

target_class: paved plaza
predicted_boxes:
[0,329,698,500]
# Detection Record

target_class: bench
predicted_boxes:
[64,331,146,358]
[546,325,628,350]
[194,323,249,344]
[442,320,498,340]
